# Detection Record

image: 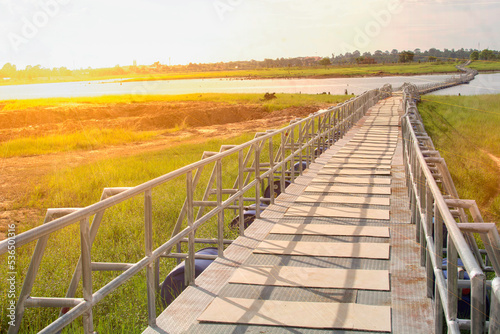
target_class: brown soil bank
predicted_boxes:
[0,100,328,239]
[0,101,312,141]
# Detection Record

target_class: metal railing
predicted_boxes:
[401,83,500,333]
[0,87,391,333]
[394,60,478,95]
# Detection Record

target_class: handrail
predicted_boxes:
[394,61,478,95]
[400,71,499,333]
[1,86,390,333]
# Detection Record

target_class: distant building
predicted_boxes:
[133,60,137,67]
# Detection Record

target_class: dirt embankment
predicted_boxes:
[0,101,276,141]
[0,100,327,239]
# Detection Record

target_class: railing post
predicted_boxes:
[80,217,94,334]
[144,189,156,327]
[434,204,444,334]
[310,117,314,162]
[290,124,296,182]
[305,120,311,167]
[490,278,500,333]
[327,111,332,147]
[268,136,275,203]
[447,234,458,324]
[238,150,245,236]
[425,186,434,298]
[298,123,303,175]
[254,143,261,219]
[185,171,195,286]
[471,270,485,334]
[216,159,224,257]
[280,131,286,194]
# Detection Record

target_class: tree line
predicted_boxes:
[1,48,499,80]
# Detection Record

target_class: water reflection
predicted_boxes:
[0,73,498,100]
[428,73,500,96]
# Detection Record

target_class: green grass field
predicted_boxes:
[0,128,160,158]
[418,94,500,223]
[0,132,265,333]
[121,62,464,82]
[0,92,349,112]
[468,60,500,71]
[1,61,481,87]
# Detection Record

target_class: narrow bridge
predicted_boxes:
[1,65,499,334]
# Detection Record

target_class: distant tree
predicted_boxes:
[0,63,16,77]
[479,49,495,60]
[113,64,125,74]
[428,48,439,56]
[319,57,331,67]
[428,56,437,62]
[356,57,376,65]
[470,51,479,61]
[398,51,415,63]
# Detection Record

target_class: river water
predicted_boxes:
[0,73,498,100]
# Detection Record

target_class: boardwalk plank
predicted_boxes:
[305,184,391,195]
[229,266,390,290]
[198,297,392,332]
[270,223,390,237]
[253,240,390,259]
[311,176,391,185]
[317,168,391,175]
[285,205,389,219]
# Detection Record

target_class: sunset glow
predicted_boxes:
[1,0,499,69]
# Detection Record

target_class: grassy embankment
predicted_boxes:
[120,62,470,82]
[0,93,347,111]
[0,93,343,333]
[419,94,500,224]
[0,93,348,158]
[468,60,500,72]
[5,61,500,86]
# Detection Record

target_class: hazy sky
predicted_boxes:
[1,0,499,69]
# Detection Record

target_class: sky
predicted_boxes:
[0,0,499,69]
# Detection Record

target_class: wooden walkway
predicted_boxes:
[143,96,434,333]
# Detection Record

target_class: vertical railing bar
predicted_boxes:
[216,159,224,257]
[172,165,206,265]
[305,119,310,168]
[254,143,261,219]
[185,171,195,286]
[280,132,286,194]
[63,208,105,310]
[268,136,275,204]
[471,270,485,333]
[490,278,500,333]
[426,187,435,298]
[298,123,303,175]
[434,200,444,334]
[238,150,245,236]
[290,124,295,182]
[447,234,458,323]
[80,217,93,334]
[144,189,156,327]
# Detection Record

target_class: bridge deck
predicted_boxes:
[144,97,434,333]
